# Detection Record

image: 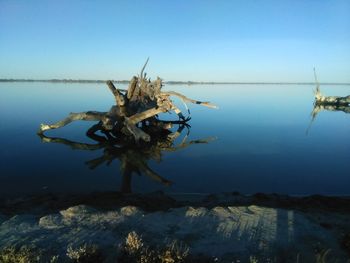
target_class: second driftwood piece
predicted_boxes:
[306,69,350,134]
[313,68,350,106]
[38,59,217,142]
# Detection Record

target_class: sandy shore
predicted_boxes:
[0,192,350,262]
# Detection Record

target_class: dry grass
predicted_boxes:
[118,231,190,263]
[0,237,347,263]
[0,246,40,263]
[0,246,59,263]
[66,243,104,263]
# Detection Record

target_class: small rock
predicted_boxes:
[39,214,63,229]
[60,205,97,218]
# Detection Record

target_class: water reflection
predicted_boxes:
[307,99,350,135]
[38,119,215,193]
[311,103,350,118]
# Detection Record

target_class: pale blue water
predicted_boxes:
[0,82,350,196]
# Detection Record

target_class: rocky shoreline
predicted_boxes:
[1,192,350,262]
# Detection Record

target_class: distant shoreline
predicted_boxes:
[1,79,350,85]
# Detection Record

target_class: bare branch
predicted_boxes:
[106,81,127,106]
[163,91,218,109]
[38,111,107,134]
[140,57,149,79]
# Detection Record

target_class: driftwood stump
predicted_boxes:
[306,69,350,134]
[38,59,217,142]
[313,68,350,106]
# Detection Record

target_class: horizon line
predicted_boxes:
[0,78,350,85]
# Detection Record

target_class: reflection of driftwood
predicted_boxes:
[311,104,350,118]
[38,122,215,193]
[38,59,217,142]
[306,103,350,135]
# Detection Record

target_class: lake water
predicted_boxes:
[1,82,350,197]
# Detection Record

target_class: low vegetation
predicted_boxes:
[66,244,104,263]
[118,231,190,263]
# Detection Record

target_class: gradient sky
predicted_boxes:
[1,0,349,82]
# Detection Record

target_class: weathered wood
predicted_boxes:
[128,107,166,125]
[123,117,151,142]
[38,106,122,133]
[38,60,217,142]
[106,81,127,106]
[315,92,350,106]
[127,76,138,100]
[306,69,350,134]
[38,111,107,133]
[163,91,218,109]
[313,68,350,106]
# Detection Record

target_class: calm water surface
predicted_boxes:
[1,82,349,196]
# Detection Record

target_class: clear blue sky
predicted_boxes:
[1,0,349,82]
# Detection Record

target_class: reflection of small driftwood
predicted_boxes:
[38,123,216,193]
[311,104,350,119]
[38,59,217,142]
[306,69,350,134]
[306,104,350,135]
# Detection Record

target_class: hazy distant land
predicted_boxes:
[0,78,349,85]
